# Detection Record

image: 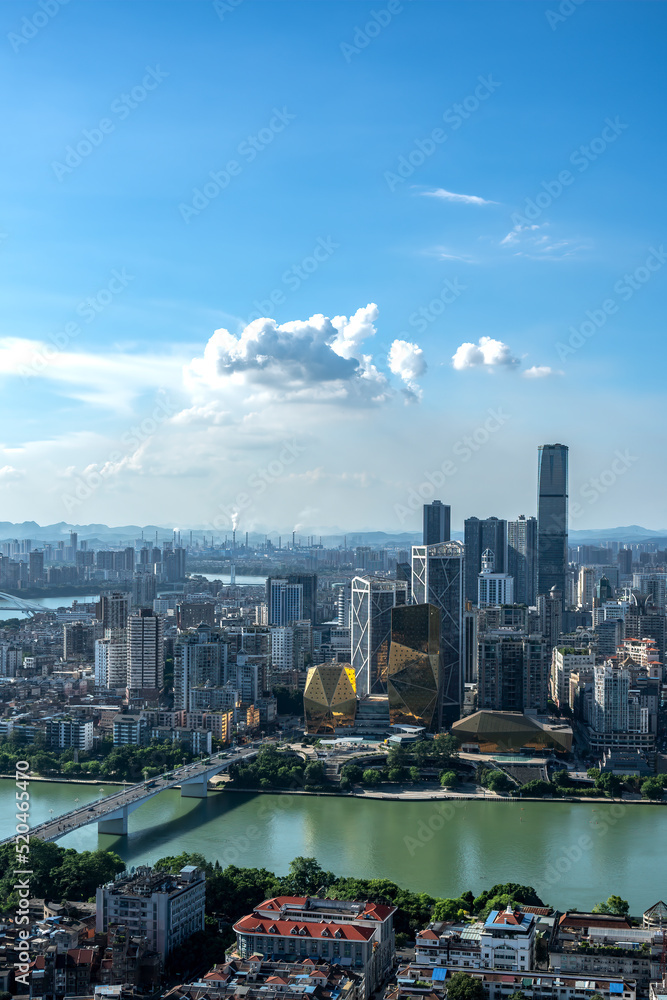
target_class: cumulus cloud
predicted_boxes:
[0,465,25,483]
[522,365,563,378]
[185,304,407,406]
[421,188,496,206]
[388,340,427,400]
[452,336,520,370]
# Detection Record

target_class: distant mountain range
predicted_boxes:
[1,521,666,547]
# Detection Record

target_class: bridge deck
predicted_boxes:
[1,746,260,845]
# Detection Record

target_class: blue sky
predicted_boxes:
[0,0,665,534]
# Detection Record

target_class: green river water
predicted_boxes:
[2,779,666,912]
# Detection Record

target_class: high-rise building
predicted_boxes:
[537,443,568,603]
[350,577,407,697]
[127,609,164,693]
[537,587,563,650]
[28,549,44,586]
[98,591,131,632]
[96,865,205,960]
[577,566,596,609]
[411,541,465,726]
[423,500,451,546]
[550,645,595,708]
[478,629,550,712]
[174,625,227,710]
[287,573,318,624]
[387,603,441,730]
[95,630,127,689]
[593,661,629,733]
[617,548,633,576]
[507,515,537,605]
[477,549,514,607]
[266,578,303,625]
[464,517,507,604]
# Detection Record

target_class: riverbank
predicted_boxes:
[215,781,666,805]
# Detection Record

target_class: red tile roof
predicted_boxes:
[234,915,375,941]
[255,897,395,921]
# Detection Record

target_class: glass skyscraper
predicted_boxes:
[423,500,451,546]
[411,541,464,726]
[537,444,569,603]
[387,603,441,731]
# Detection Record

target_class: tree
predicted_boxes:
[280,857,335,896]
[486,771,512,793]
[520,778,553,797]
[593,895,629,917]
[388,766,406,782]
[362,768,381,786]
[595,772,622,798]
[508,992,527,1000]
[587,767,601,779]
[341,763,363,784]
[446,972,485,1000]
[432,896,472,921]
[440,770,458,788]
[641,777,664,800]
[303,761,325,786]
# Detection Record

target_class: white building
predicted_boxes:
[95,631,127,690]
[480,905,536,971]
[45,717,94,751]
[96,865,205,959]
[127,610,164,693]
[594,660,629,733]
[271,626,294,671]
[551,646,595,707]
[351,577,408,697]
[477,549,514,608]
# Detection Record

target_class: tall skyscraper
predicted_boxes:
[537,443,568,603]
[266,578,303,625]
[463,516,507,603]
[287,573,318,624]
[351,577,407,697]
[127,609,164,693]
[411,541,464,726]
[423,500,451,546]
[507,515,537,605]
[387,603,441,730]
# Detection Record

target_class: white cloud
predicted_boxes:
[0,336,183,411]
[452,336,519,370]
[522,365,563,378]
[0,465,25,483]
[388,339,427,400]
[500,222,590,259]
[421,188,497,206]
[184,304,397,406]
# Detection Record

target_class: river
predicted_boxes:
[1,779,665,914]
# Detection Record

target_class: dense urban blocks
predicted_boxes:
[304,662,357,734]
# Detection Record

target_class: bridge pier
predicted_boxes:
[180,774,209,798]
[98,806,128,836]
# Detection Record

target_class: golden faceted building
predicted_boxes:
[387,603,441,731]
[304,662,357,734]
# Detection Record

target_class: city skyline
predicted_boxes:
[0,2,665,530]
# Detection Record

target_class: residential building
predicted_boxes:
[477,549,514,608]
[507,515,537,606]
[464,517,507,604]
[478,629,550,713]
[45,717,94,751]
[551,647,595,708]
[266,579,304,626]
[174,626,227,711]
[127,609,164,694]
[96,865,205,960]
